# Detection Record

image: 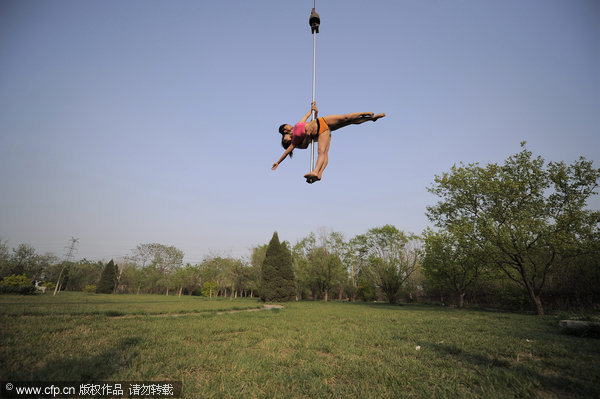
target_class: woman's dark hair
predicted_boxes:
[278,124,287,135]
[281,135,293,158]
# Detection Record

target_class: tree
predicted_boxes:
[131,243,184,294]
[170,264,196,297]
[547,231,600,308]
[9,244,39,277]
[201,281,218,297]
[422,229,485,307]
[292,229,350,301]
[0,239,11,277]
[427,143,600,314]
[292,233,317,300]
[352,225,421,304]
[96,260,118,294]
[355,267,376,302]
[64,259,103,291]
[247,246,266,298]
[305,247,346,301]
[251,245,268,272]
[196,256,247,297]
[119,263,145,294]
[178,264,202,296]
[260,232,295,302]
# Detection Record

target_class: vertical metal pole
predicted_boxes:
[310,31,317,173]
[307,5,320,183]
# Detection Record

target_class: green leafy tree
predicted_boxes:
[9,244,39,277]
[170,265,195,297]
[177,264,202,296]
[422,229,485,307]
[64,259,103,291]
[352,225,421,304]
[119,263,145,294]
[0,239,11,277]
[199,257,221,295]
[238,249,260,298]
[356,268,376,302]
[543,224,600,308]
[292,233,317,300]
[260,232,295,302]
[1,241,57,283]
[197,256,247,297]
[427,143,600,314]
[293,229,350,301]
[96,260,118,294]
[249,245,267,298]
[201,281,218,297]
[305,247,346,301]
[220,257,247,298]
[140,264,162,294]
[132,243,184,294]
[251,245,268,274]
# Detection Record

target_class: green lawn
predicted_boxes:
[1,293,598,398]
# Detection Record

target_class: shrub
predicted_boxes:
[0,274,36,295]
[83,285,97,293]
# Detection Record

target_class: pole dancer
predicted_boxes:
[271,4,386,183]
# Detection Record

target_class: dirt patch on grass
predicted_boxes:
[217,304,283,315]
[108,304,284,319]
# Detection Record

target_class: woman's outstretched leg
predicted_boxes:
[324,112,385,131]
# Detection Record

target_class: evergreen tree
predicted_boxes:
[260,232,295,302]
[96,259,118,294]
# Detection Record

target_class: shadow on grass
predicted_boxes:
[10,337,142,381]
[426,341,599,397]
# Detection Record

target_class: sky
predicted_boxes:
[1,0,598,264]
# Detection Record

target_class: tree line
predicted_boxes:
[1,145,598,314]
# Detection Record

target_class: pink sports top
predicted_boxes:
[292,122,306,147]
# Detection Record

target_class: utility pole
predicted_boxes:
[53,237,79,296]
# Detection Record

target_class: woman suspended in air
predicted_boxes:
[271,102,385,182]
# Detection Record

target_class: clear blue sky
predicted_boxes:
[1,0,598,264]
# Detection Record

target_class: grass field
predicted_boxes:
[1,293,599,398]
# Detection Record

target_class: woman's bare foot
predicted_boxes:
[372,113,386,122]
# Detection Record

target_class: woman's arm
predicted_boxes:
[298,102,318,123]
[272,144,295,170]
